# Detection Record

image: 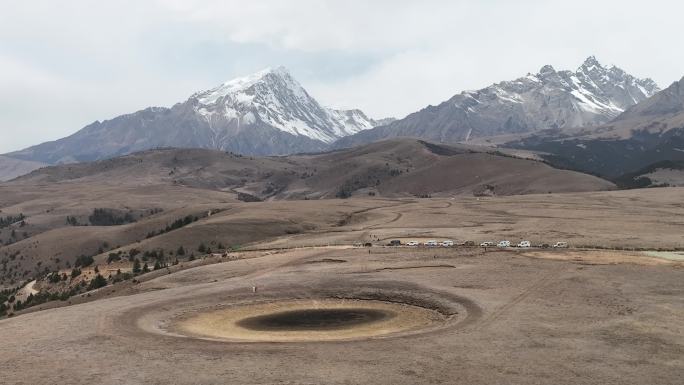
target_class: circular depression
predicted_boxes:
[236,308,391,331]
[169,299,447,342]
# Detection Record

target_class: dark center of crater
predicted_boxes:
[236,308,395,331]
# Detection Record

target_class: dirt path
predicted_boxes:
[474,264,567,331]
[14,279,38,302]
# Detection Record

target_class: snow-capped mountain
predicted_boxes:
[191,66,379,144]
[7,67,383,164]
[334,56,659,148]
[508,76,684,178]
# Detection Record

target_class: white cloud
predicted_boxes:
[0,0,683,151]
[155,0,472,52]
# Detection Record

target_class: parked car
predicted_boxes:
[406,241,419,246]
[389,240,402,246]
[537,243,550,248]
[553,242,568,248]
[497,240,511,248]
[424,240,439,247]
[480,241,495,247]
[517,240,531,248]
[442,240,454,247]
[463,241,476,247]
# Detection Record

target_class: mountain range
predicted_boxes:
[3,57,683,183]
[508,76,684,177]
[7,67,389,165]
[334,56,660,148]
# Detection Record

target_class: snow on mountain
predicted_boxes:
[6,67,384,163]
[458,56,660,131]
[190,66,378,144]
[504,76,684,178]
[334,56,660,148]
[326,108,380,135]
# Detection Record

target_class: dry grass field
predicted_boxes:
[0,142,682,384]
[0,244,682,385]
[0,185,683,384]
[0,139,618,287]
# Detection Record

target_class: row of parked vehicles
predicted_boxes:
[478,240,567,248]
[390,240,568,248]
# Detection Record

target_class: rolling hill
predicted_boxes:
[0,139,614,286]
[0,156,46,182]
[10,138,614,200]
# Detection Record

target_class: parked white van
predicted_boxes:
[442,240,454,247]
[553,242,568,248]
[406,241,419,246]
[497,240,511,248]
[480,241,495,247]
[424,240,439,247]
[517,240,531,248]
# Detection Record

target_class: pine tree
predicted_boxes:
[88,274,107,290]
[132,258,141,274]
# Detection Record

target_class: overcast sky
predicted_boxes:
[1,0,683,153]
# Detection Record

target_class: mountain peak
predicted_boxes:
[188,66,379,144]
[619,76,684,119]
[538,64,556,75]
[581,55,603,69]
[249,65,293,81]
[194,66,299,106]
[8,65,380,163]
[336,56,665,148]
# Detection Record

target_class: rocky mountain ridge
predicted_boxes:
[7,67,384,164]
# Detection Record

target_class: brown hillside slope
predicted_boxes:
[0,139,614,286]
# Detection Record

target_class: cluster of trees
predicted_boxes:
[146,215,200,239]
[89,208,136,226]
[3,229,18,246]
[336,186,354,199]
[335,175,380,199]
[111,270,133,283]
[73,255,94,268]
[198,242,220,254]
[9,238,236,316]
[11,288,76,312]
[87,274,107,290]
[0,286,20,316]
[237,192,262,202]
[47,271,68,283]
[22,268,116,312]
[66,208,163,227]
[65,216,81,226]
[106,251,123,264]
[0,214,24,229]
[132,258,152,274]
